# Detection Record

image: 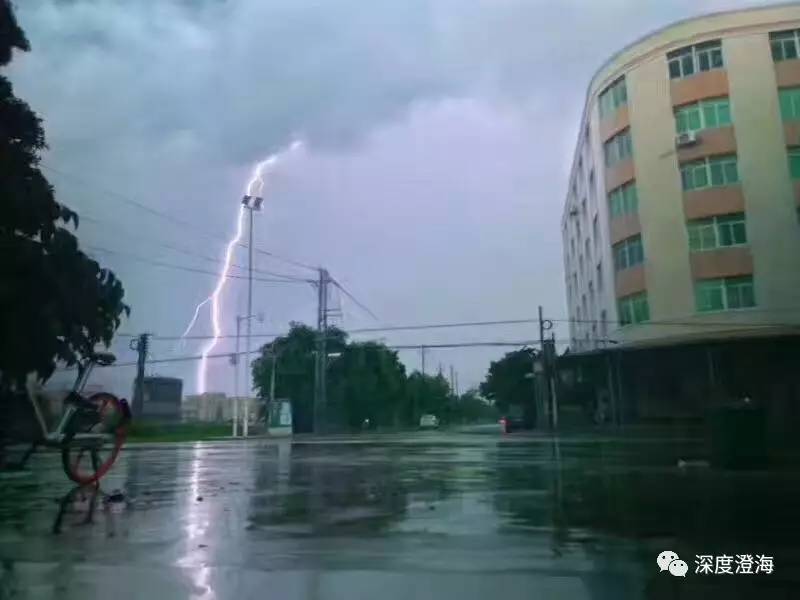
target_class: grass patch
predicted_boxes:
[126,422,231,443]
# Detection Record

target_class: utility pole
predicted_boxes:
[550,331,559,429]
[233,316,241,438]
[449,365,455,395]
[244,208,255,438]
[131,333,150,419]
[314,268,330,433]
[420,346,426,375]
[538,306,557,429]
[269,348,278,408]
[240,194,263,438]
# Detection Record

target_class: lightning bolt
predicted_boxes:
[181,140,303,394]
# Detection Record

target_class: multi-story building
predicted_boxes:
[562,4,800,352]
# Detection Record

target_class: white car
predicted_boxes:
[419,414,439,429]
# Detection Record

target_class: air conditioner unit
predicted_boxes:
[675,131,699,147]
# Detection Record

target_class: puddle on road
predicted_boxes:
[0,433,799,598]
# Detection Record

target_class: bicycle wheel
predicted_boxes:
[61,393,129,485]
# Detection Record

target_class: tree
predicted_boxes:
[251,322,347,433]
[447,388,499,424]
[405,371,451,425]
[0,1,128,395]
[327,341,406,430]
[480,348,536,425]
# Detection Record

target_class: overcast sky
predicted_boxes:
[8,0,763,396]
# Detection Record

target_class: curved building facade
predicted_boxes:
[563,4,800,351]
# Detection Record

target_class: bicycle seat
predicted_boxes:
[91,351,116,366]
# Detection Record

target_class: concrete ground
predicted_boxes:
[1,430,799,599]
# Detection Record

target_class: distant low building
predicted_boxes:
[182,393,261,423]
[141,377,182,422]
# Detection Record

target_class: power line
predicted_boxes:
[550,315,800,329]
[64,339,551,371]
[89,245,311,284]
[123,317,541,341]
[41,162,319,273]
[80,213,309,281]
[329,277,379,321]
[347,317,539,334]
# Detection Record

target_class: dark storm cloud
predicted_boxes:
[8,0,766,394]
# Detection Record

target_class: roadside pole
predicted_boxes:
[538,306,556,429]
[233,316,241,437]
[313,268,329,433]
[131,333,150,419]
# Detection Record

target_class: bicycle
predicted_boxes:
[2,352,131,485]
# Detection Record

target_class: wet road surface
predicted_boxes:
[1,430,800,599]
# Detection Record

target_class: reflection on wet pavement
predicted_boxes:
[0,431,799,599]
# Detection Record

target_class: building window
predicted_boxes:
[613,235,644,271]
[695,276,756,312]
[687,213,747,251]
[596,262,603,292]
[600,309,608,339]
[789,147,800,180]
[592,214,599,246]
[668,40,723,79]
[585,238,591,263]
[771,29,800,62]
[681,155,739,191]
[608,181,638,218]
[779,87,800,121]
[675,97,731,134]
[618,292,650,326]
[581,295,588,320]
[598,77,627,118]
[603,129,633,167]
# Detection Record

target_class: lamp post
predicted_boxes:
[240,193,263,438]
[232,311,263,437]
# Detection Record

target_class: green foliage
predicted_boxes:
[479,348,535,413]
[252,323,465,432]
[448,388,499,424]
[405,371,450,424]
[251,323,347,433]
[0,1,128,393]
[328,342,407,430]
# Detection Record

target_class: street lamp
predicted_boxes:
[232,311,263,437]
[237,192,263,439]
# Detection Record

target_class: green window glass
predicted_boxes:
[632,294,650,323]
[726,277,756,309]
[695,276,755,312]
[779,88,800,120]
[618,293,650,326]
[687,219,716,251]
[771,30,800,62]
[695,279,725,312]
[716,214,747,246]
[668,41,723,80]
[675,104,702,134]
[613,235,644,271]
[789,148,800,179]
[608,182,638,218]
[599,78,627,118]
[687,213,747,251]
[604,129,632,167]
[682,155,738,191]
[676,98,731,134]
